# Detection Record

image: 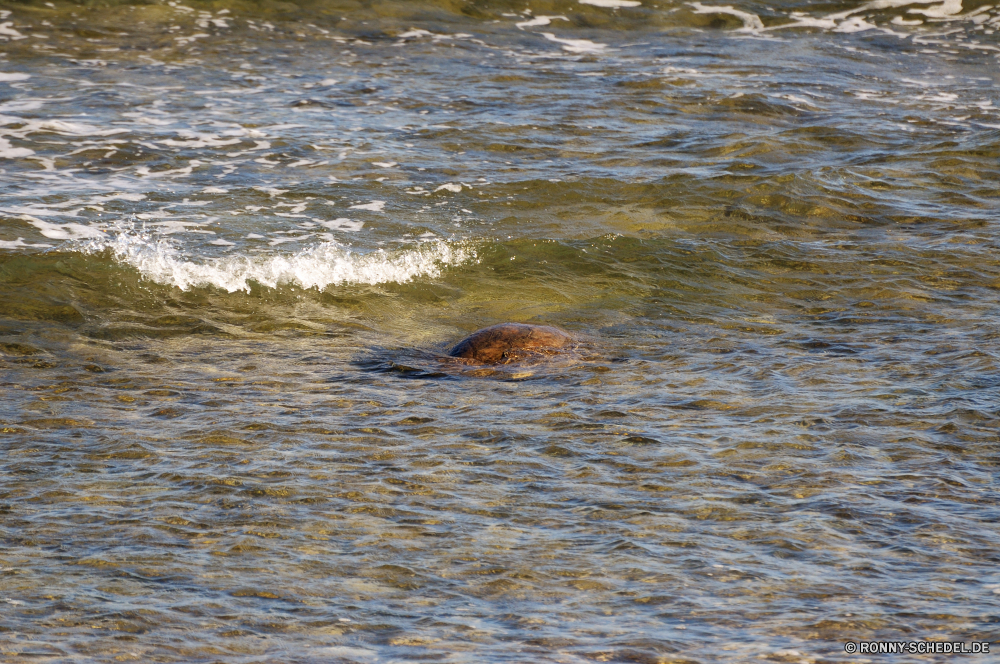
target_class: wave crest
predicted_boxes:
[82,224,477,292]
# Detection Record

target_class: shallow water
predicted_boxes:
[1,0,999,662]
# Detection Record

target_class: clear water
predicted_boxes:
[1,0,999,661]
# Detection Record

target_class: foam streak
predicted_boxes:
[82,225,476,292]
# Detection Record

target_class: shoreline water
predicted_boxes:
[2,0,999,661]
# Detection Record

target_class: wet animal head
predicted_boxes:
[448,323,570,365]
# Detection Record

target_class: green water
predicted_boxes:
[1,0,999,661]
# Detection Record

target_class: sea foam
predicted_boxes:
[82,224,476,293]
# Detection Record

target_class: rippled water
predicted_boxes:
[1,0,999,661]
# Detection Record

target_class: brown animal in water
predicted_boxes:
[448,323,571,365]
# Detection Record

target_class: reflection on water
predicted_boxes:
[1,0,999,662]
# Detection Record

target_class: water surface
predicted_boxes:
[1,0,999,661]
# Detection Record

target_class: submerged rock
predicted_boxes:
[448,323,571,365]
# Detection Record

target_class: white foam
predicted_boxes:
[516,16,568,29]
[784,94,814,105]
[0,22,26,40]
[81,225,477,293]
[175,33,209,46]
[318,218,365,232]
[349,200,385,212]
[1,204,75,217]
[136,163,197,178]
[540,32,609,53]
[813,0,970,34]
[0,194,145,219]
[0,73,29,82]
[93,193,147,204]
[664,66,703,76]
[692,0,976,35]
[0,115,129,137]
[0,101,43,114]
[22,216,106,240]
[435,183,463,193]
[827,0,950,20]
[146,220,213,235]
[196,15,229,29]
[834,16,880,32]
[580,0,641,6]
[0,237,53,249]
[908,0,964,17]
[398,29,433,39]
[254,186,287,197]
[0,137,33,158]
[688,3,765,32]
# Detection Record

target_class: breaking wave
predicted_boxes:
[80,224,477,293]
